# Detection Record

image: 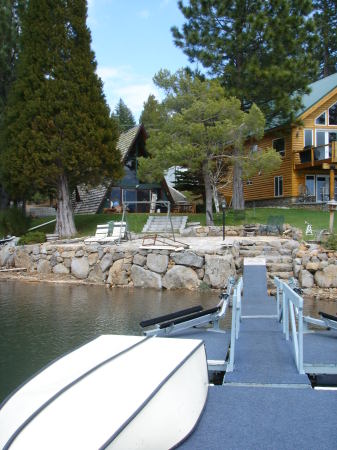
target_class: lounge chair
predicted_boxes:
[84,224,109,243]
[98,221,127,243]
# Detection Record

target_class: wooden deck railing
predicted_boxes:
[294,141,337,168]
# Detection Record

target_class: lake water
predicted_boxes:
[0,280,336,402]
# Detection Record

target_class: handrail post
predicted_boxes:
[298,304,304,374]
[227,286,237,372]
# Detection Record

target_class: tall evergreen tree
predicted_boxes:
[171,0,317,208]
[0,0,25,209]
[139,94,165,129]
[312,0,337,78]
[0,0,122,237]
[138,70,280,224]
[114,98,136,132]
[172,0,317,125]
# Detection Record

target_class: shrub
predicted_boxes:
[18,231,46,245]
[0,208,32,237]
[323,233,337,250]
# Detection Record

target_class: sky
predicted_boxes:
[87,0,195,121]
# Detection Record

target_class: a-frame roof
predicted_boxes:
[116,125,146,161]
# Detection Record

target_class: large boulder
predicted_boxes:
[171,251,204,268]
[314,264,337,288]
[203,254,235,289]
[162,266,199,290]
[107,259,128,285]
[88,265,105,283]
[14,249,31,269]
[53,263,70,274]
[146,253,168,274]
[37,259,51,274]
[299,269,314,288]
[71,257,89,279]
[131,265,162,289]
[100,253,113,272]
[133,253,146,266]
[0,245,14,267]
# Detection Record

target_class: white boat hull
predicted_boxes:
[0,335,208,450]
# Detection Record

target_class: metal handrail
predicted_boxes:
[274,279,304,374]
[227,277,243,372]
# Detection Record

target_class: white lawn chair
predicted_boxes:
[98,221,128,243]
[84,224,109,243]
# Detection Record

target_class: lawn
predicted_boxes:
[29,207,336,237]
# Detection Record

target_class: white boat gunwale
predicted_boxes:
[99,339,206,449]
[2,336,150,450]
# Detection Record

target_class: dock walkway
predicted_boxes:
[181,258,337,449]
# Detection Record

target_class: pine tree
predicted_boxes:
[114,98,136,132]
[312,0,337,78]
[0,0,122,237]
[172,0,317,125]
[138,70,280,224]
[171,0,317,208]
[0,0,25,209]
[139,94,165,129]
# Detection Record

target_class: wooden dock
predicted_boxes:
[180,258,337,449]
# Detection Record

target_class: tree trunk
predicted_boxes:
[212,184,220,213]
[56,173,77,237]
[202,160,214,225]
[232,159,245,210]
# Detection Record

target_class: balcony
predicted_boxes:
[294,141,337,170]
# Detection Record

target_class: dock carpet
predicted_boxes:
[302,330,337,366]
[241,263,277,316]
[166,329,230,363]
[179,385,337,450]
[225,261,309,385]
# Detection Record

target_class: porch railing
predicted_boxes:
[295,141,337,167]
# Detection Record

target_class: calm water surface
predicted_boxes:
[0,280,222,402]
[0,280,336,402]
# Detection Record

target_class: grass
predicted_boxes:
[28,207,337,238]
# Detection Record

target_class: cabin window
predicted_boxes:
[110,187,121,207]
[315,111,326,125]
[272,138,285,157]
[304,129,313,148]
[329,102,337,125]
[274,176,283,197]
[305,175,315,196]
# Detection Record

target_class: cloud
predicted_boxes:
[138,9,150,19]
[160,0,171,7]
[97,65,161,120]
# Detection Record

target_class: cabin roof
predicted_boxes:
[296,72,337,118]
[72,184,109,214]
[116,125,146,161]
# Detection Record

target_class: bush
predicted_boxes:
[18,231,46,245]
[323,233,337,250]
[0,208,32,237]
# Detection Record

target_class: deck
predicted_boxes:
[180,259,337,449]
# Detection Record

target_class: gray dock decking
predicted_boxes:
[180,259,337,449]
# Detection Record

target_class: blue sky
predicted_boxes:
[87,0,194,120]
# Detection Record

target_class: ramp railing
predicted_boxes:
[274,277,304,374]
[227,277,243,372]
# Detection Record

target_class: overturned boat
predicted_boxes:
[0,335,208,450]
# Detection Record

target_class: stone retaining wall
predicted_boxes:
[0,242,237,290]
[0,238,336,291]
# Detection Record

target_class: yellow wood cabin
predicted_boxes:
[222,73,337,206]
